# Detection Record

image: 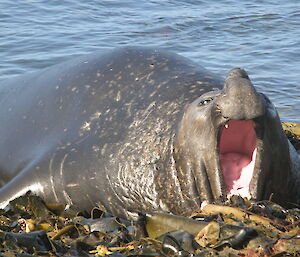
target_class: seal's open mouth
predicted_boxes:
[219,120,257,198]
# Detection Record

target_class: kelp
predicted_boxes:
[0,193,299,256]
[282,122,300,150]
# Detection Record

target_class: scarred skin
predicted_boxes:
[0,47,299,219]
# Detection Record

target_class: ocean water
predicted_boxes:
[0,0,299,122]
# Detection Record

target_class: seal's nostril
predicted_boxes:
[225,68,250,80]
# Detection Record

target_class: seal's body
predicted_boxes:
[0,47,299,219]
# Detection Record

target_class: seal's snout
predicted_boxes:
[215,68,265,199]
[218,68,265,120]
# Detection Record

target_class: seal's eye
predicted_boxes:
[198,98,213,106]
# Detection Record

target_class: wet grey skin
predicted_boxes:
[0,47,299,219]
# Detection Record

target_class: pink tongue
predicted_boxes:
[219,120,256,197]
[220,150,256,197]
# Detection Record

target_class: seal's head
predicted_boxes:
[175,68,293,208]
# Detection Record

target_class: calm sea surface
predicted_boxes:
[0,0,299,122]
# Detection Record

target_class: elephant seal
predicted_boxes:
[0,47,299,219]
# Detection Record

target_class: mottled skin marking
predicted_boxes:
[0,47,299,219]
